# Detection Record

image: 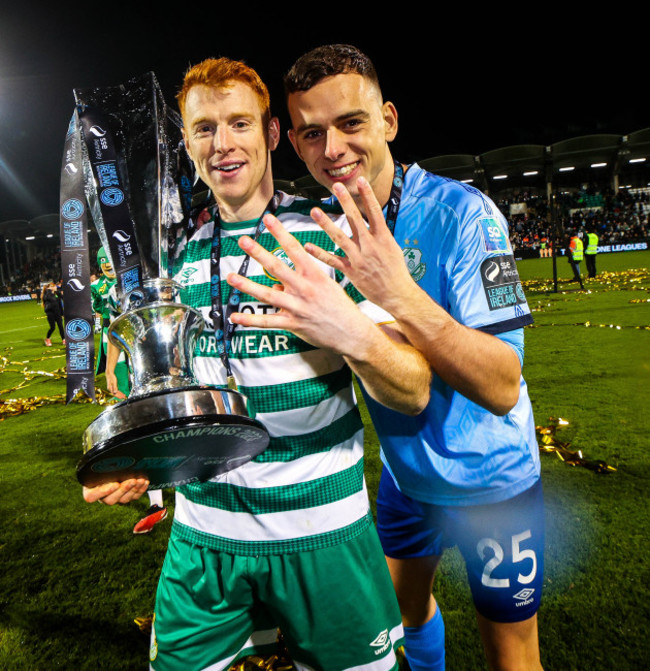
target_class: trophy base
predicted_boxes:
[77,386,269,489]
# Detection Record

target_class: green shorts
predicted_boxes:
[150,524,404,670]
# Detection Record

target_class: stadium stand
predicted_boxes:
[2,130,649,294]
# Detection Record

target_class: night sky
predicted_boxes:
[1,7,646,222]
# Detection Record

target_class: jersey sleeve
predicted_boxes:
[495,327,524,367]
[447,196,533,335]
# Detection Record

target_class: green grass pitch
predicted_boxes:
[1,250,648,669]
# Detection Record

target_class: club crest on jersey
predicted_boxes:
[263,247,295,282]
[478,217,511,254]
[403,247,426,281]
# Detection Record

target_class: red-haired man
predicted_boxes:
[84,56,430,671]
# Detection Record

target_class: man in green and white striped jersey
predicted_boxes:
[84,57,430,671]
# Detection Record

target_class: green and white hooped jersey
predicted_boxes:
[171,192,392,556]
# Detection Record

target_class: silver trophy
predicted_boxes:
[74,73,269,489]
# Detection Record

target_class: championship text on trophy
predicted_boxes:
[73,73,269,489]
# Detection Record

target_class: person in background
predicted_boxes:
[568,232,584,285]
[42,281,64,347]
[91,247,130,399]
[584,227,599,278]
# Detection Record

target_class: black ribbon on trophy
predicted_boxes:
[59,112,96,404]
[77,105,145,308]
[63,72,269,489]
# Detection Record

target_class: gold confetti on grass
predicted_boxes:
[0,389,118,419]
[0,347,120,418]
[536,417,616,473]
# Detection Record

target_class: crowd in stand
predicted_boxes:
[2,186,649,296]
[0,250,63,297]
[499,185,650,253]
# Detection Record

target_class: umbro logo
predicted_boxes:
[370,629,390,655]
[180,267,198,285]
[370,630,389,647]
[513,587,535,607]
[513,588,535,601]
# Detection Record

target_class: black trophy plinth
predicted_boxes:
[76,279,270,489]
[77,386,269,488]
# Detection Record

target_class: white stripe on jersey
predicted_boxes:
[211,431,364,489]
[175,480,370,543]
[193,356,228,386]
[228,345,347,387]
[255,388,358,438]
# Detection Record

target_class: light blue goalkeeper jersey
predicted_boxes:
[361,164,540,506]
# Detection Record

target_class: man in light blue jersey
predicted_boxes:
[83,56,431,671]
[282,45,544,671]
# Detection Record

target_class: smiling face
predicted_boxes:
[182,81,280,222]
[287,73,398,209]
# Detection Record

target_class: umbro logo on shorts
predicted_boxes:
[513,588,535,601]
[370,629,390,655]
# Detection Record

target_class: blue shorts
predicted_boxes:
[376,471,544,623]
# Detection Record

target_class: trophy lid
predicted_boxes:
[73,72,194,298]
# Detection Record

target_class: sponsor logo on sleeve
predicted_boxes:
[478,217,511,253]
[481,255,528,311]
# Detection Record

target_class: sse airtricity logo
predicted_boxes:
[484,261,500,282]
[62,198,84,220]
[100,188,124,206]
[88,125,107,138]
[67,278,85,292]
[65,319,92,341]
[112,230,131,243]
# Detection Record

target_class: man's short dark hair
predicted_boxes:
[284,44,380,95]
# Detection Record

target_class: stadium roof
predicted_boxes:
[278,128,650,198]
[3,128,650,243]
[421,130,650,192]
